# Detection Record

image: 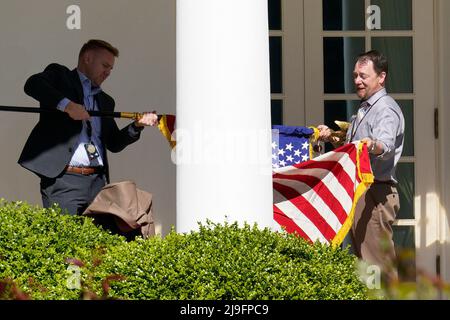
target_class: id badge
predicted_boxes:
[84,143,99,160]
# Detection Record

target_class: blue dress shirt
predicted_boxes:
[57,70,104,167]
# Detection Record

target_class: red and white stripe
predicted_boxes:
[273,141,372,245]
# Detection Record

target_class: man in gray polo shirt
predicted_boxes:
[318,50,405,283]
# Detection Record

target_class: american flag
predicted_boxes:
[271,125,315,169]
[272,126,373,246]
[160,120,372,246]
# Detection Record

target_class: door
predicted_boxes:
[301,0,439,280]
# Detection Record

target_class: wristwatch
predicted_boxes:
[369,140,377,154]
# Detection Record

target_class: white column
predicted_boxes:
[176,0,273,233]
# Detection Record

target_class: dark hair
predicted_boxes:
[356,50,388,75]
[78,39,119,59]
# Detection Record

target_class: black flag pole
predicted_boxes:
[0,105,157,120]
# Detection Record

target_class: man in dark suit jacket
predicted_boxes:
[19,39,158,216]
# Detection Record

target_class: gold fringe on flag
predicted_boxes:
[157,114,176,149]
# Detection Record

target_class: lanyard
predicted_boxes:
[86,120,93,142]
[348,95,385,142]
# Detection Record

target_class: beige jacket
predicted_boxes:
[83,180,155,238]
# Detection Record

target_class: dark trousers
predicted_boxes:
[40,171,106,216]
[40,171,140,240]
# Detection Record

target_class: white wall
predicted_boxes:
[0,0,176,236]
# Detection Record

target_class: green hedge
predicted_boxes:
[0,200,368,300]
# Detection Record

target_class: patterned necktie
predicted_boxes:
[86,121,100,167]
[348,101,371,143]
[357,101,371,121]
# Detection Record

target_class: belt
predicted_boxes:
[65,166,104,175]
[374,179,396,186]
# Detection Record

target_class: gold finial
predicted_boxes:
[329,120,351,145]
[120,112,143,120]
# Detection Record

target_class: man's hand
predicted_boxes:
[134,111,158,127]
[64,101,90,121]
[317,125,332,142]
[361,137,381,155]
[317,124,346,147]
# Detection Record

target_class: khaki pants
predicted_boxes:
[351,182,400,283]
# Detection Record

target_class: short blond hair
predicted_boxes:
[78,39,119,59]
